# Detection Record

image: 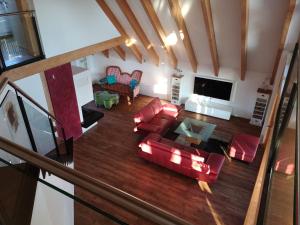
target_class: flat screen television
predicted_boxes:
[193,77,233,101]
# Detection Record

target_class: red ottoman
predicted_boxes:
[229,133,260,163]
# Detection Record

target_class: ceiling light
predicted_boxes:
[125,38,136,46]
[165,32,178,46]
[179,30,184,40]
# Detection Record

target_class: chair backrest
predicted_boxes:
[105,66,143,85]
[132,70,143,83]
[106,66,121,78]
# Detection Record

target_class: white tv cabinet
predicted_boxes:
[185,95,232,120]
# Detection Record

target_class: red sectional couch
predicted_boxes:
[139,133,225,182]
[133,98,182,135]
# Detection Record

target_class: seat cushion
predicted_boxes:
[149,117,172,131]
[137,122,161,133]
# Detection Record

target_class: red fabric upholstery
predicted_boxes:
[138,133,225,182]
[133,98,181,135]
[229,133,260,163]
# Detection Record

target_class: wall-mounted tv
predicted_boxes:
[193,77,233,101]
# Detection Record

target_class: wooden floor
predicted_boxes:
[73,95,262,225]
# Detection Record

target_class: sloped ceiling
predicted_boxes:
[103,0,298,77]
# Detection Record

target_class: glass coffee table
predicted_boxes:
[174,117,216,146]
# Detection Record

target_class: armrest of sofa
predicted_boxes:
[163,103,182,113]
[137,122,161,133]
[140,133,161,146]
[206,153,225,175]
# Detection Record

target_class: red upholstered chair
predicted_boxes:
[138,133,225,182]
[133,98,182,135]
[228,133,260,163]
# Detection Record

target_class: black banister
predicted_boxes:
[295,46,300,225]
[0,10,35,17]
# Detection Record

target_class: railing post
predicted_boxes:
[16,95,38,152]
[295,45,300,225]
[49,116,60,157]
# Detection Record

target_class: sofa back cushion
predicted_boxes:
[132,70,143,82]
[106,66,121,78]
[118,73,132,85]
[138,105,155,123]
[149,98,163,114]
[147,139,210,173]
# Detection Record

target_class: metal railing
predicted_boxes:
[0,77,191,225]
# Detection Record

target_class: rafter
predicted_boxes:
[96,0,143,63]
[140,0,177,68]
[168,0,198,73]
[116,0,159,66]
[102,49,109,58]
[201,0,219,76]
[270,0,296,85]
[2,36,125,81]
[113,46,126,61]
[241,0,249,81]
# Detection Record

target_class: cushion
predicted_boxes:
[139,106,155,123]
[206,153,225,175]
[137,123,161,133]
[150,98,163,114]
[107,75,116,85]
[129,79,138,90]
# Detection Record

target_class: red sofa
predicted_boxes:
[139,133,225,182]
[133,98,181,135]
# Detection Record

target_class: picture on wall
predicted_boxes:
[5,101,19,133]
[0,90,31,148]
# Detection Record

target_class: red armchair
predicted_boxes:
[228,133,260,163]
[139,133,225,182]
[133,98,182,135]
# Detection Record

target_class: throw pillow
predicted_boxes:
[107,75,116,85]
[130,79,138,89]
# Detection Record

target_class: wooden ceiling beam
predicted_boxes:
[113,46,126,61]
[2,36,125,81]
[116,0,159,66]
[102,49,109,58]
[241,0,249,81]
[140,0,177,68]
[270,0,296,85]
[96,0,143,63]
[168,0,198,73]
[201,0,219,76]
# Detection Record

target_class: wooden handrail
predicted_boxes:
[243,125,274,225]
[0,77,8,96]
[0,137,191,225]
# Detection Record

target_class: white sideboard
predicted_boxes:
[185,95,232,120]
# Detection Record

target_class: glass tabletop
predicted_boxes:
[174,117,216,142]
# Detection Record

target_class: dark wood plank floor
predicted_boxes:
[73,95,262,225]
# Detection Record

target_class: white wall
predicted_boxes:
[31,169,74,225]
[15,74,48,110]
[88,52,269,119]
[32,0,120,58]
